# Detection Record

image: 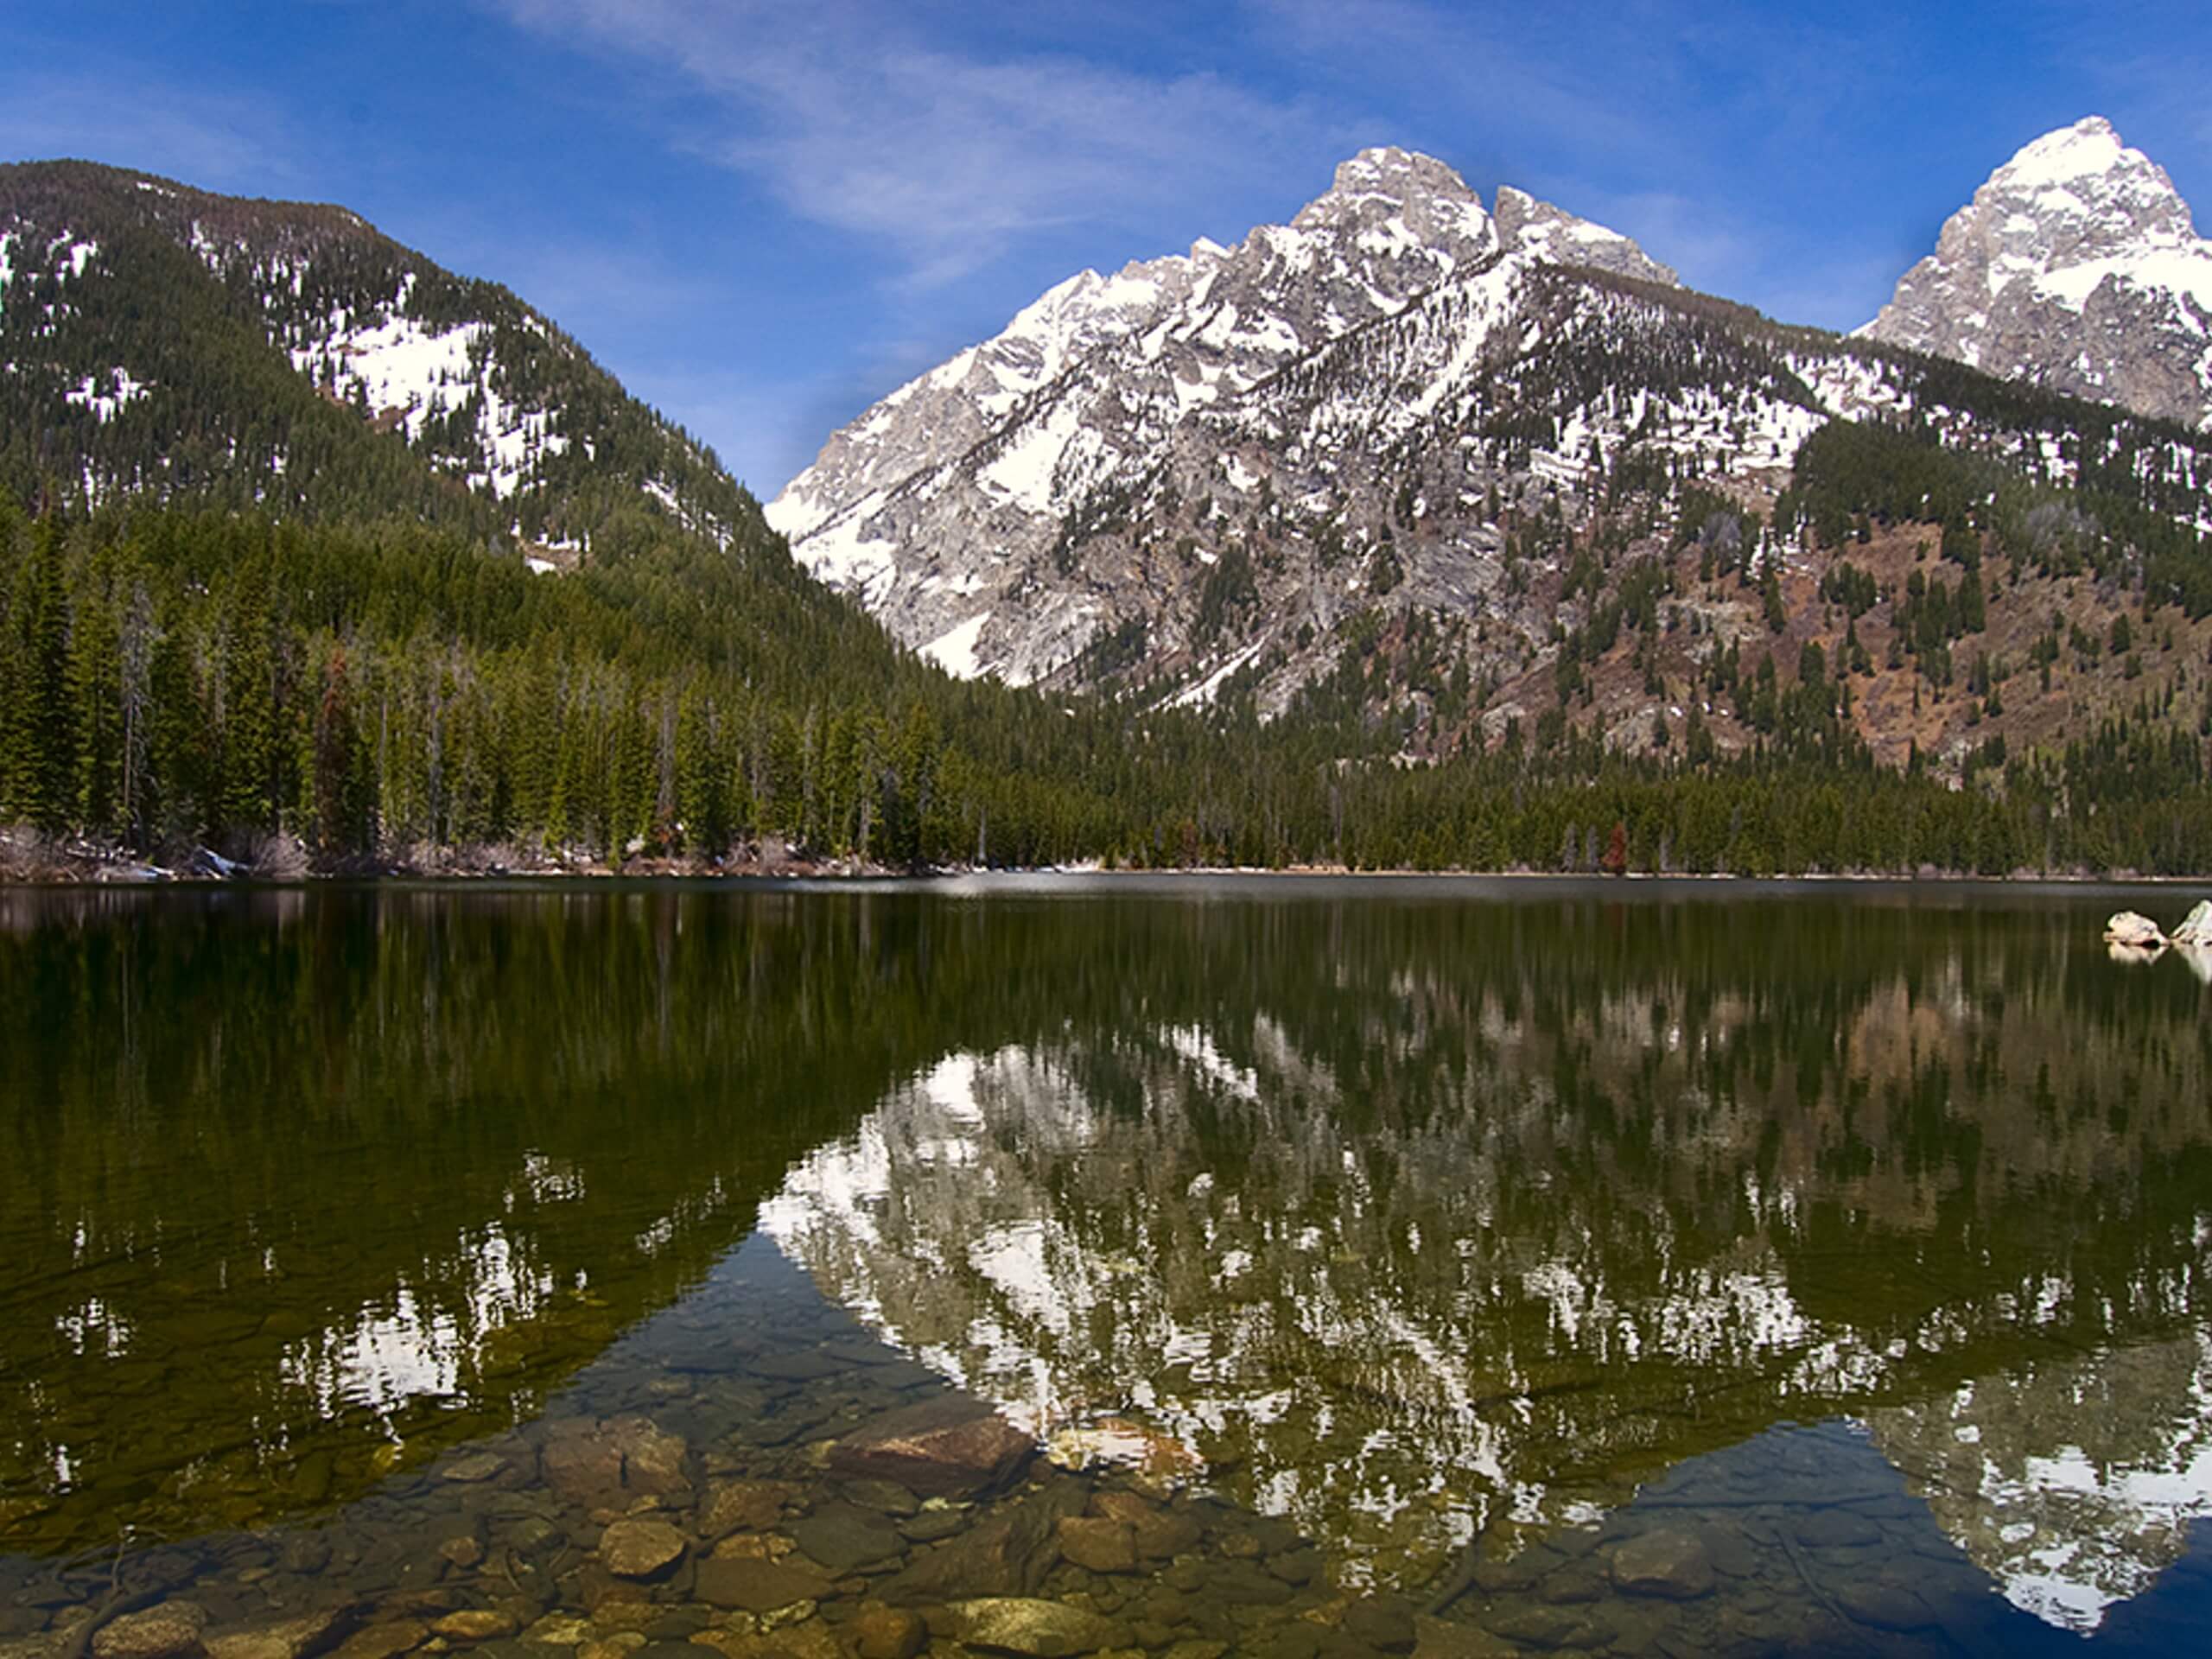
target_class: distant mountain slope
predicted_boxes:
[766,148,1675,683]
[0,160,756,557]
[1864,117,2212,429]
[766,143,2212,764]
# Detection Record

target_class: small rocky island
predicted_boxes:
[2104,901,2212,950]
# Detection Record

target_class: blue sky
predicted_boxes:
[4,1,2209,496]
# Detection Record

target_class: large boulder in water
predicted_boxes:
[2104,911,2165,947]
[828,1395,1035,1498]
[2170,899,2212,946]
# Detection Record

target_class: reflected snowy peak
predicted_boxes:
[766,962,2212,1603]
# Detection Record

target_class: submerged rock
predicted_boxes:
[696,1479,798,1540]
[204,1608,355,1659]
[427,1613,514,1644]
[540,1418,690,1509]
[1608,1529,1715,1599]
[325,1623,424,1659]
[692,1555,834,1614]
[878,1479,1085,1604]
[1341,1599,1418,1653]
[440,1453,506,1484]
[2104,910,2165,947]
[931,1599,1129,1657]
[597,1517,687,1580]
[846,1609,926,1659]
[1055,1516,1135,1574]
[93,1605,211,1659]
[787,1503,901,1572]
[829,1395,1035,1499]
[1834,1579,1936,1631]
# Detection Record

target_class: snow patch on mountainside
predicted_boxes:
[792,499,901,606]
[281,283,577,501]
[980,397,1086,513]
[921,613,990,678]
[298,314,487,441]
[65,368,148,423]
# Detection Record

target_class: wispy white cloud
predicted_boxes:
[493,0,1337,286]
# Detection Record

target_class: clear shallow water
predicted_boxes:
[3,878,2210,1657]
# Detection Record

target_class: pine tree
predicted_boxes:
[312,645,361,855]
[69,554,124,837]
[218,555,279,839]
[21,521,77,834]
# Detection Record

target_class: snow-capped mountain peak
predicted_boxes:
[1291,145,1497,259]
[1493,186,1679,285]
[766,146,1694,683]
[1992,116,2191,231]
[1864,116,2212,427]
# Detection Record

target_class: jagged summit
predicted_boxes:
[766,145,1679,680]
[1315,145,1480,205]
[1291,146,1497,266]
[1864,116,2212,427]
[1493,186,1679,285]
[1993,117,2194,230]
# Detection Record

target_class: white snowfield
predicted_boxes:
[281,276,571,503]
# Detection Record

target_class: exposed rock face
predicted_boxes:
[1493,188,1677,284]
[766,147,1678,691]
[2104,910,2166,947]
[1864,117,2212,428]
[767,137,2212,721]
[2169,899,2212,946]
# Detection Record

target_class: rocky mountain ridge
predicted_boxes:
[766,148,1679,684]
[1864,116,2212,429]
[767,137,2212,762]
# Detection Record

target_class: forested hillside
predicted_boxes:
[0,161,755,551]
[5,488,2212,879]
[7,159,2212,879]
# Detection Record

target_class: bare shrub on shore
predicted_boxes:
[0,825,63,881]
[246,834,311,880]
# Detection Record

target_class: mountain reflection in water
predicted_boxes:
[3,878,2209,1650]
[756,882,2212,1630]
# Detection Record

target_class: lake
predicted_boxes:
[3,877,2209,1658]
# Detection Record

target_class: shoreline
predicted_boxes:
[4,830,2208,892]
[4,861,2210,893]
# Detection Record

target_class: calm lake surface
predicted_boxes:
[4,877,2211,1659]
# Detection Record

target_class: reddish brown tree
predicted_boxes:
[1600,819,1629,876]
